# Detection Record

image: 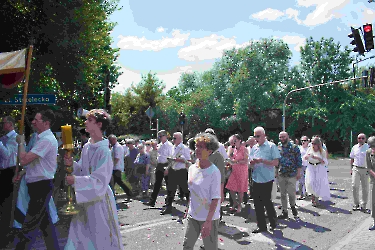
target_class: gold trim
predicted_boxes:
[0,67,25,75]
[63,144,74,150]
[105,193,121,248]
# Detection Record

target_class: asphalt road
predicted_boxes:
[3,158,374,249]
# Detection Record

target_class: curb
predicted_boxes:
[328,217,374,250]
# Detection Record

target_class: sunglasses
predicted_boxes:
[358,137,365,140]
[172,137,177,140]
[253,135,261,138]
[301,140,308,142]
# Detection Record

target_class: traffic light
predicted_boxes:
[179,112,186,125]
[363,23,374,51]
[348,27,365,55]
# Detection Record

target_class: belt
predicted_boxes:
[308,162,320,166]
[353,165,366,168]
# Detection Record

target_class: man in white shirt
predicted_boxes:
[14,110,60,250]
[109,135,132,200]
[0,116,18,245]
[350,133,370,211]
[161,132,191,215]
[145,130,173,207]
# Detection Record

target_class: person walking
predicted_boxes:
[182,132,221,250]
[145,130,173,207]
[276,132,302,219]
[63,109,123,249]
[249,127,280,233]
[14,110,60,250]
[350,133,370,211]
[365,136,375,230]
[297,135,309,200]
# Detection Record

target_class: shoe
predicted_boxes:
[277,205,282,209]
[144,201,155,207]
[252,228,267,234]
[352,205,360,211]
[160,206,173,215]
[269,217,277,231]
[369,224,375,231]
[291,206,298,216]
[277,211,288,219]
[297,196,305,200]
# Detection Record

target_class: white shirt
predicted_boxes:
[217,143,228,160]
[299,145,309,166]
[157,140,173,163]
[26,129,58,183]
[122,145,129,157]
[188,163,221,221]
[350,143,369,167]
[0,130,18,169]
[111,142,125,171]
[171,143,191,170]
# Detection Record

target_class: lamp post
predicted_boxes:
[282,76,367,131]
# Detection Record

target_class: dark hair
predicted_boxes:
[193,132,219,152]
[188,137,196,151]
[86,109,111,132]
[39,109,55,127]
[79,128,89,137]
[232,133,243,141]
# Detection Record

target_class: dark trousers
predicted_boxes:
[223,178,233,206]
[110,170,132,197]
[166,168,189,207]
[253,180,277,230]
[150,163,169,203]
[0,167,15,238]
[14,179,60,250]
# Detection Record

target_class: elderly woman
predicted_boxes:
[304,137,330,206]
[365,136,375,230]
[183,133,221,250]
[225,134,249,213]
[134,144,151,198]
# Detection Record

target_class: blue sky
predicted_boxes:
[110,0,375,93]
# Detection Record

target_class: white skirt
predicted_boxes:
[305,163,330,201]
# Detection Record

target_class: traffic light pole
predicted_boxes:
[282,76,367,131]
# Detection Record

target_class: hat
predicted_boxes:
[204,128,216,135]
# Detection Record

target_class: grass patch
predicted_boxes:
[114,172,132,194]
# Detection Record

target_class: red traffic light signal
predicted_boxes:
[363,23,374,51]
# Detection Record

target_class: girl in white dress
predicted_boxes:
[304,137,330,206]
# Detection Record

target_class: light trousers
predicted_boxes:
[371,183,375,219]
[278,176,297,211]
[183,216,219,250]
[352,166,369,208]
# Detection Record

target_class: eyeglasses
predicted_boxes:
[172,137,177,140]
[358,137,365,140]
[253,135,261,138]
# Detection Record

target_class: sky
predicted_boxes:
[109,0,375,94]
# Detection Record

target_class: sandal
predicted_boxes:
[236,204,242,213]
[230,202,238,211]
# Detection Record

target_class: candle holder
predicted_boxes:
[59,125,80,215]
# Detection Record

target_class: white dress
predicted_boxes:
[305,148,330,201]
[65,139,124,250]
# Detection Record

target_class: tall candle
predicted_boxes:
[61,124,73,149]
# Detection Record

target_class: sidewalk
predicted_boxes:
[328,217,375,250]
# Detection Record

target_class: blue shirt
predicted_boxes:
[278,142,302,177]
[250,140,281,183]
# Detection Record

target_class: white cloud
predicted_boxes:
[178,34,251,62]
[281,35,306,52]
[285,8,302,24]
[362,8,375,24]
[112,63,215,93]
[117,30,190,51]
[251,8,285,21]
[156,26,165,33]
[297,0,351,26]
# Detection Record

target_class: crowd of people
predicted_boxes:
[0,108,375,249]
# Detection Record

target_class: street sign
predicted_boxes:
[0,94,56,105]
[145,106,155,118]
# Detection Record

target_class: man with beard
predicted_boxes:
[276,132,302,219]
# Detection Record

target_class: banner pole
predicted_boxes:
[10,44,33,227]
